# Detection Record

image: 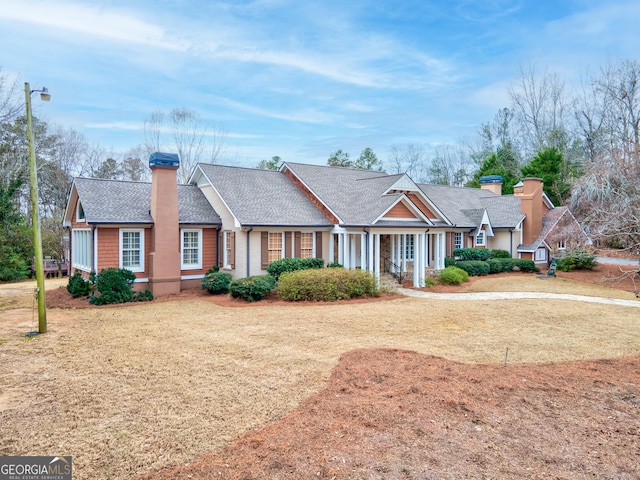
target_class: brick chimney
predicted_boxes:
[479,175,503,195]
[148,152,181,296]
[514,177,544,245]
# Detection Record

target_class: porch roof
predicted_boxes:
[283,162,407,224]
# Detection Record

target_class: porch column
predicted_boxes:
[329,233,335,264]
[413,233,420,287]
[400,234,406,272]
[368,231,374,272]
[374,233,381,287]
[337,234,343,265]
[350,235,357,269]
[360,233,366,269]
[343,234,350,268]
[439,232,446,269]
[390,234,396,272]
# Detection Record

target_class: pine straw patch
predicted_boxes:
[140,349,640,480]
[0,268,639,480]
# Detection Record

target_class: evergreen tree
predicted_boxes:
[0,177,33,281]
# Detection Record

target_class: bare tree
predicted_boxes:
[427,145,474,186]
[0,68,22,124]
[509,63,569,156]
[143,108,227,183]
[387,144,428,181]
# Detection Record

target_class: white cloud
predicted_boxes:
[0,1,188,51]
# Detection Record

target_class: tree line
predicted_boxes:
[2,58,639,281]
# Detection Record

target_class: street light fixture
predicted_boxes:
[24,82,50,334]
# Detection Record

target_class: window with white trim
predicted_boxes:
[300,232,314,258]
[268,232,283,264]
[223,231,233,268]
[476,230,485,247]
[454,232,462,250]
[72,229,91,271]
[535,247,547,261]
[181,229,202,270]
[404,234,414,260]
[120,229,144,272]
[557,239,566,250]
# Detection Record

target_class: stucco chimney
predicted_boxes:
[479,175,503,195]
[148,152,181,296]
[514,177,544,245]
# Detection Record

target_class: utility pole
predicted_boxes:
[25,82,50,334]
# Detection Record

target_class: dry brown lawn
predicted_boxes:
[1,269,639,479]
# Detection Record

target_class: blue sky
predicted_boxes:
[1,0,639,168]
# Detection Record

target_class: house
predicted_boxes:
[63,153,589,295]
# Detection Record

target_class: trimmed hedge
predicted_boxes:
[201,272,232,294]
[455,260,490,276]
[267,257,324,280]
[490,249,511,259]
[444,257,456,268]
[453,248,492,261]
[556,249,597,272]
[439,266,469,285]
[89,268,153,305]
[229,275,276,302]
[277,268,379,301]
[487,258,539,273]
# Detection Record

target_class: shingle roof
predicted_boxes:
[73,177,221,225]
[196,163,332,226]
[419,184,525,228]
[284,162,403,225]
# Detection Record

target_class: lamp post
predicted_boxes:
[24,82,50,334]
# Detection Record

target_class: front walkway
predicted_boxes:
[397,288,640,309]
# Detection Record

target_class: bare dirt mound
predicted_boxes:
[139,349,640,480]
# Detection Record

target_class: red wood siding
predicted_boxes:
[406,193,437,218]
[383,202,416,219]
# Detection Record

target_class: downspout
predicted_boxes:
[246,227,253,277]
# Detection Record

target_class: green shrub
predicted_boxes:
[439,266,469,285]
[455,260,490,276]
[301,257,324,269]
[424,277,438,288]
[277,268,379,301]
[67,271,92,298]
[267,257,324,281]
[556,249,597,272]
[229,275,276,302]
[486,258,539,273]
[453,248,491,261]
[444,257,456,267]
[326,262,343,268]
[490,249,511,259]
[89,268,153,305]
[205,265,220,275]
[201,272,232,294]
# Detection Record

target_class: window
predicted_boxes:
[476,230,485,247]
[454,232,462,250]
[72,229,91,271]
[223,231,234,268]
[268,232,283,264]
[181,229,202,270]
[535,247,547,262]
[76,201,85,222]
[300,232,314,258]
[120,229,144,272]
[557,239,566,250]
[404,234,414,261]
